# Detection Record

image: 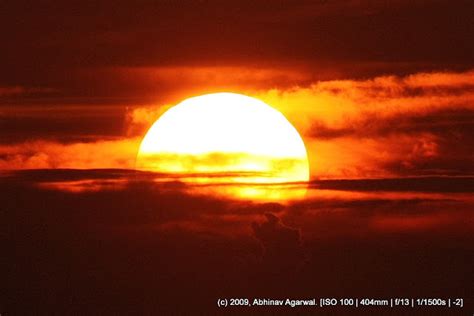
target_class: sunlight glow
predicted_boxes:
[136,93,310,198]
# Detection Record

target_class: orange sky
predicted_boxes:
[1,1,473,179]
[1,69,473,179]
[2,3,474,313]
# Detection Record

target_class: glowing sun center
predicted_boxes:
[136,93,310,184]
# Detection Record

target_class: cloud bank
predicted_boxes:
[1,70,473,178]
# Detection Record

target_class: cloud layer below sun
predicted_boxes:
[1,69,473,179]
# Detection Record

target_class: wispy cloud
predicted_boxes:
[1,70,473,178]
[0,139,139,170]
[0,86,56,97]
[255,70,474,178]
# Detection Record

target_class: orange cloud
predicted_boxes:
[80,65,317,105]
[123,69,473,179]
[257,70,474,134]
[0,139,140,170]
[370,212,460,232]
[256,70,474,178]
[2,69,473,179]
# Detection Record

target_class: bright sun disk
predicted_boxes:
[136,92,310,198]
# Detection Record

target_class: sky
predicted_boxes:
[1,0,473,179]
[2,1,474,314]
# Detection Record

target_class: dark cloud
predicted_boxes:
[2,0,473,68]
[310,108,474,140]
[0,111,126,144]
[311,176,474,193]
[2,0,474,309]
[1,0,473,103]
[2,169,473,313]
[252,213,304,272]
[0,86,56,97]
[309,107,474,176]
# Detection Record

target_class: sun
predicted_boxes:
[136,92,310,193]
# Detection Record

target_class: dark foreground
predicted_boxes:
[2,170,473,315]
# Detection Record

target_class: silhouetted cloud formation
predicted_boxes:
[2,169,473,313]
[252,213,304,272]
